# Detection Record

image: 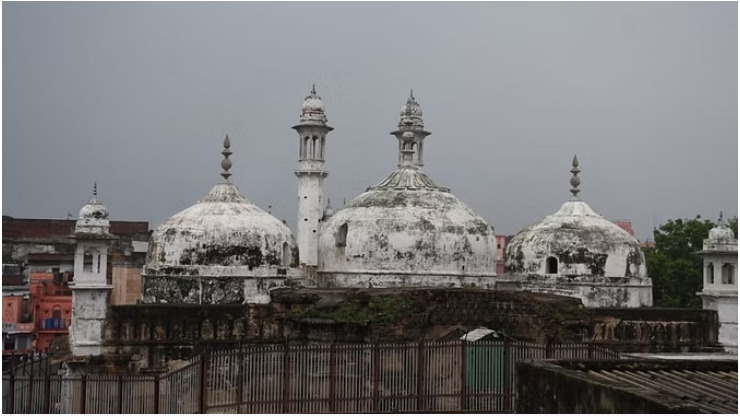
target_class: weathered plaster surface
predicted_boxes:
[143,183,301,304]
[697,221,738,354]
[505,199,651,308]
[318,166,497,286]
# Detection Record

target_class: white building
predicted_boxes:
[68,184,115,356]
[697,214,738,354]
[504,156,653,308]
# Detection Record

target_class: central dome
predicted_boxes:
[319,167,496,282]
[318,92,497,288]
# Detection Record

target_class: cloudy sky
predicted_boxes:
[3,2,737,240]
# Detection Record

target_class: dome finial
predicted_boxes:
[93,182,98,197]
[718,211,725,226]
[569,154,581,199]
[221,134,232,182]
[311,83,316,95]
[409,89,415,102]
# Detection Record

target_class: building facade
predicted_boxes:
[697,213,738,354]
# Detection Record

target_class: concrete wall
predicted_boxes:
[111,266,142,305]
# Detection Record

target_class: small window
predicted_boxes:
[52,305,62,320]
[546,257,558,274]
[706,263,715,284]
[722,263,735,285]
[336,223,348,247]
[282,242,290,267]
[83,251,93,272]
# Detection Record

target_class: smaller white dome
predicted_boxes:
[75,183,111,234]
[301,85,325,113]
[302,96,325,113]
[79,201,109,220]
[709,225,735,241]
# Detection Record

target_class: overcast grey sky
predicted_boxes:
[3,2,737,240]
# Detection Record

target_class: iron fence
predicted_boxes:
[2,341,619,414]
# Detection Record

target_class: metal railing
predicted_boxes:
[2,341,619,414]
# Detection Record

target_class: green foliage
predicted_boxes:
[285,296,415,325]
[645,215,714,308]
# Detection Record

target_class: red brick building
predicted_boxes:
[2,216,149,355]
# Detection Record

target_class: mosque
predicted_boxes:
[67,87,688,356]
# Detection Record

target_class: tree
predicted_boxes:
[645,216,715,309]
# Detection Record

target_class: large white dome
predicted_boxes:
[504,199,646,278]
[318,166,497,288]
[142,136,301,304]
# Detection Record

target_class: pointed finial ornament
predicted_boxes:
[718,211,725,226]
[93,182,98,197]
[311,83,316,95]
[569,154,581,199]
[221,135,232,182]
[409,89,415,101]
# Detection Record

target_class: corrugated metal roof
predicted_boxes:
[460,327,496,342]
[583,368,738,414]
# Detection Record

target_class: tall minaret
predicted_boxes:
[390,90,431,168]
[69,183,115,357]
[293,85,333,268]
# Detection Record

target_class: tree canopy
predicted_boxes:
[645,215,737,309]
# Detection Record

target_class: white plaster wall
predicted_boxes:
[719,323,737,354]
[522,275,653,308]
[318,272,515,289]
[70,289,108,356]
[296,172,324,266]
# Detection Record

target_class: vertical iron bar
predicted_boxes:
[416,341,424,411]
[328,343,336,413]
[503,338,511,412]
[372,343,380,412]
[588,343,594,359]
[237,346,244,412]
[9,371,16,414]
[27,366,34,413]
[199,348,208,414]
[154,374,160,414]
[80,374,87,414]
[43,371,52,414]
[282,343,290,413]
[117,375,124,413]
[460,340,467,411]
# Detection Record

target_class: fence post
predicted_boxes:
[588,343,594,359]
[282,343,291,413]
[118,375,124,414]
[9,370,15,414]
[503,338,511,412]
[328,343,336,413]
[80,374,87,414]
[43,371,52,414]
[27,364,34,413]
[372,343,380,412]
[199,348,208,414]
[154,373,160,414]
[460,339,467,411]
[416,341,425,411]
[237,346,244,412]
[545,342,552,359]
